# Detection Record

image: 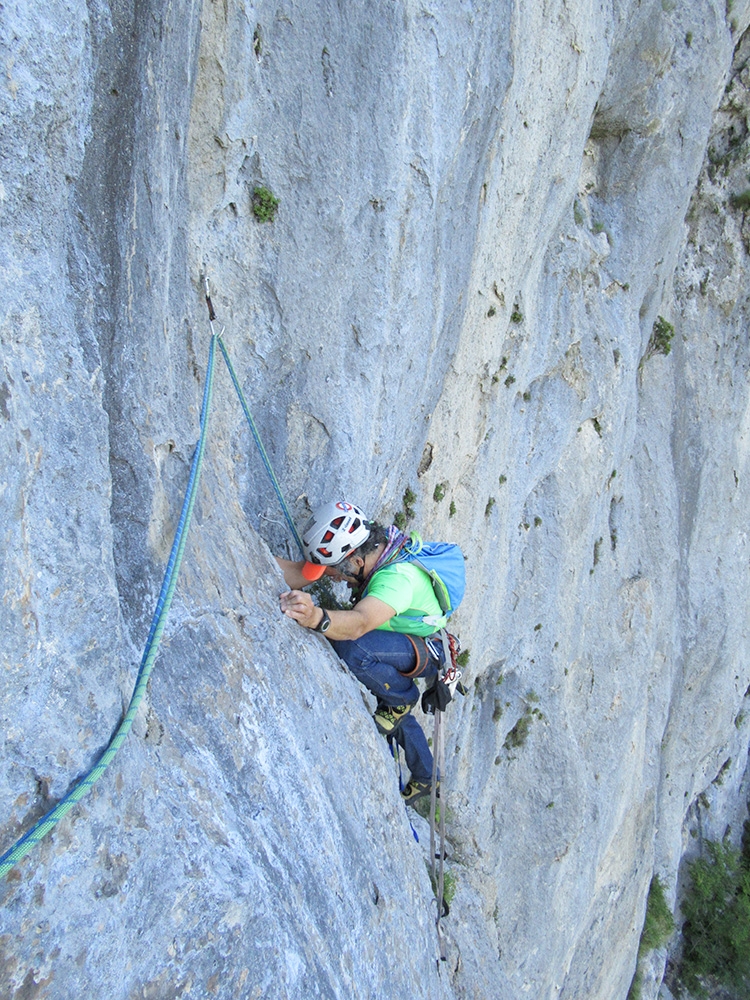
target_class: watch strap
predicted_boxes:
[314,609,331,633]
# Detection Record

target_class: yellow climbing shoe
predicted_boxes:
[402,779,439,807]
[373,702,413,736]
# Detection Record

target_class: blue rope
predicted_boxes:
[216,334,304,556]
[1,304,307,879]
[0,335,218,879]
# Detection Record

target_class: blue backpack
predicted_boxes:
[400,535,466,629]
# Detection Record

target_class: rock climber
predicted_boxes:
[276,500,446,805]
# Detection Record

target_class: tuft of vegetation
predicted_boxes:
[640,876,675,954]
[433,482,447,503]
[485,497,496,517]
[504,374,516,388]
[510,309,523,324]
[676,838,750,998]
[503,697,544,751]
[449,500,457,518]
[252,186,279,223]
[645,315,675,360]
[394,486,417,529]
[487,306,496,317]
[456,648,470,668]
[574,199,585,225]
[498,474,507,486]
[426,863,457,909]
[730,189,750,211]
[504,713,531,749]
[628,876,676,1000]
[591,536,603,574]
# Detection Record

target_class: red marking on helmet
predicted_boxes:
[322,530,335,542]
[348,519,361,533]
[331,517,345,528]
[336,502,354,511]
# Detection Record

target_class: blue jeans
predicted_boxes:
[330,631,438,783]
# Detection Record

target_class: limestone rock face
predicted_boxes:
[2,2,750,999]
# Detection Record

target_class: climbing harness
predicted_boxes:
[0,278,302,879]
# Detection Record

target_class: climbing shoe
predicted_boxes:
[401,779,439,807]
[373,702,413,736]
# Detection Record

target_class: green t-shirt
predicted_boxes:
[364,561,443,636]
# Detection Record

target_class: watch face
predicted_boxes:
[320,612,330,632]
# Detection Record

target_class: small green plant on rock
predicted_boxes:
[403,486,416,517]
[504,696,544,752]
[627,876,675,1000]
[252,186,279,222]
[395,486,417,529]
[426,863,457,909]
[730,189,750,211]
[510,309,523,324]
[644,315,675,360]
[433,482,446,503]
[504,713,531,750]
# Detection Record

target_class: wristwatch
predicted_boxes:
[313,609,331,633]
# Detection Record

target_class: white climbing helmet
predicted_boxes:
[300,501,372,580]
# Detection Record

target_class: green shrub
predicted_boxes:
[627,876,675,1000]
[730,189,750,211]
[677,840,750,997]
[252,186,279,222]
[645,316,674,360]
[640,876,675,953]
[503,712,531,749]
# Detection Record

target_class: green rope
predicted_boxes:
[1,288,306,880]
[0,334,217,879]
[216,335,304,556]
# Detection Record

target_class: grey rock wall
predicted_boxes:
[1,2,750,999]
